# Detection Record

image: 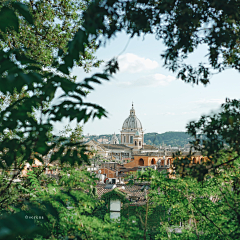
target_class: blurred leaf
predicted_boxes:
[0,7,19,33]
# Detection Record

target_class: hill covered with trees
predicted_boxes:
[84,132,193,147]
[144,132,193,147]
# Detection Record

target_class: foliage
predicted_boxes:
[1,0,240,239]
[101,188,128,204]
[0,0,102,71]
[0,1,118,238]
[80,0,240,85]
[172,99,240,180]
[0,0,103,119]
[57,123,84,143]
[135,166,240,240]
[144,132,193,147]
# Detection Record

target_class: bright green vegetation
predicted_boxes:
[1,1,240,239]
[0,0,102,71]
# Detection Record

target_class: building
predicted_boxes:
[86,104,203,175]
[110,133,119,144]
[121,103,144,152]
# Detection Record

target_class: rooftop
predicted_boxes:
[101,144,132,150]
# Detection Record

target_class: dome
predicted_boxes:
[122,104,142,130]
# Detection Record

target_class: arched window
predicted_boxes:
[124,136,126,143]
[139,158,144,166]
[151,158,156,165]
[167,159,171,165]
[193,158,196,164]
[139,141,141,146]
[130,136,133,143]
[135,141,137,146]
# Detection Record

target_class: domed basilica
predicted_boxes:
[86,103,160,163]
[120,103,144,151]
[87,104,204,179]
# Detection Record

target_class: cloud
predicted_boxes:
[118,73,175,87]
[118,53,159,73]
[194,99,225,108]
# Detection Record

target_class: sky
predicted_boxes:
[53,32,240,136]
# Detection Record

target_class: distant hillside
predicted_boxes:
[144,132,193,147]
[84,131,193,147]
[83,134,121,143]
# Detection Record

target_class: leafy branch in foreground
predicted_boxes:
[172,99,240,180]
[82,0,240,85]
[0,2,118,238]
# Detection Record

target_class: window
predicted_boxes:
[130,136,133,143]
[139,141,141,146]
[139,159,144,166]
[124,136,126,143]
[110,199,121,219]
[135,141,137,146]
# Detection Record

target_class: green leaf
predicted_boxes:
[0,7,19,33]
[12,2,34,25]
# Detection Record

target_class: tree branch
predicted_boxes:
[191,201,229,240]
[213,154,240,170]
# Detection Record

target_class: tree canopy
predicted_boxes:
[0,0,102,71]
[82,0,240,85]
[1,0,240,239]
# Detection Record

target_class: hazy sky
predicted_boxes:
[53,32,240,136]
